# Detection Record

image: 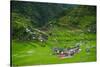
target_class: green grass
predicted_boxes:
[12,27,96,66]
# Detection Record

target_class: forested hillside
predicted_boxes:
[11,1,96,40]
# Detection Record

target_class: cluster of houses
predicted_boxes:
[25,28,48,42]
[52,45,81,58]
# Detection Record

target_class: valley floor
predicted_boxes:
[11,28,96,66]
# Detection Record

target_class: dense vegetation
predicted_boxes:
[11,1,96,66]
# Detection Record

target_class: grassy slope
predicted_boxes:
[12,26,96,66]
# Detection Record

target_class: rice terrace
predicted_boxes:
[11,1,96,66]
